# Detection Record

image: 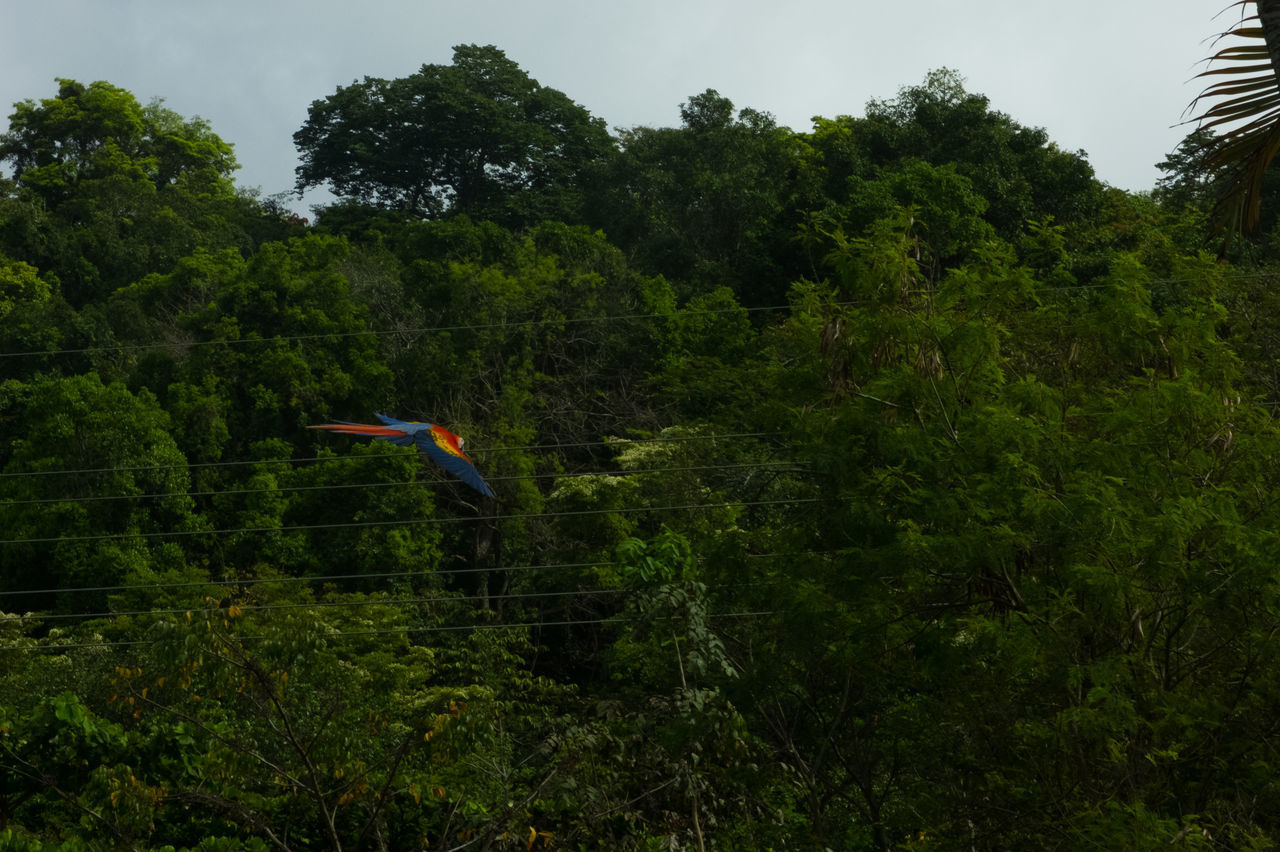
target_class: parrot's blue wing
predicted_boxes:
[374,412,416,429]
[363,413,418,446]
[373,432,415,447]
[413,432,496,498]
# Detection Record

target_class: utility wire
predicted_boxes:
[0,586,641,623]
[1,581,785,624]
[10,611,773,649]
[10,611,778,653]
[0,559,616,599]
[0,497,821,546]
[5,266,1268,363]
[0,550,835,601]
[0,461,800,507]
[0,431,782,480]
[0,302,802,361]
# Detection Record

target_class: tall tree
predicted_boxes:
[0,80,245,305]
[587,89,801,304]
[805,69,1101,240]
[294,45,614,227]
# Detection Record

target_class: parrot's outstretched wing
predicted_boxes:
[414,426,496,498]
[373,412,416,429]
[311,415,495,498]
[307,421,415,447]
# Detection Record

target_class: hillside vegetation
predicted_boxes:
[3,49,1280,850]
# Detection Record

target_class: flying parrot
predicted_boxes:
[308,413,496,498]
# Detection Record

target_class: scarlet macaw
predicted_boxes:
[309,413,496,498]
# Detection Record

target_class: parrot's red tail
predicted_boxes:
[308,423,406,437]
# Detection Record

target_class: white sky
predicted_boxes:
[0,0,1232,212]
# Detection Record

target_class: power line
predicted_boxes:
[1,581,789,624]
[7,265,1271,365]
[0,550,835,600]
[9,610,777,653]
[0,586,641,623]
[0,303,800,361]
[0,559,616,599]
[3,264,1266,364]
[0,431,782,480]
[0,497,821,547]
[0,461,799,507]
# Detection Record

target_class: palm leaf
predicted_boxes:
[1192,0,1280,235]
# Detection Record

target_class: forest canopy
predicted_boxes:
[4,44,1280,851]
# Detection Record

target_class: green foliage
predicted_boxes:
[295,45,613,228]
[587,89,802,304]
[0,373,202,609]
[0,254,65,361]
[0,80,246,306]
[728,203,1280,846]
[802,69,1102,250]
[9,59,1280,850]
[108,234,393,456]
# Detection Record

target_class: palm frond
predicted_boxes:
[1192,0,1280,235]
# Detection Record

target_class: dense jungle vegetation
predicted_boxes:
[6,43,1280,850]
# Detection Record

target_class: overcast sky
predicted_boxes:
[0,0,1233,212]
